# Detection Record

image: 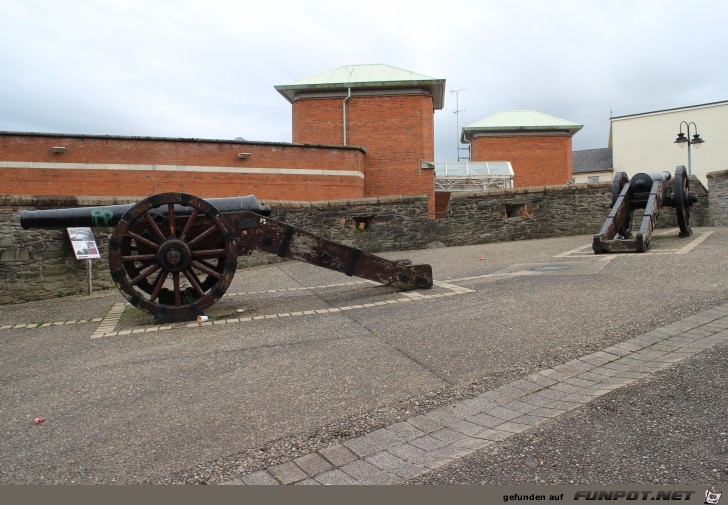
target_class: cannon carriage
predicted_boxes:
[592,165,698,254]
[21,193,433,322]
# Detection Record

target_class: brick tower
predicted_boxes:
[462,110,583,188]
[275,64,445,214]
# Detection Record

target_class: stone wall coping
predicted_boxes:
[1,194,428,209]
[263,195,428,208]
[707,169,728,179]
[0,195,141,207]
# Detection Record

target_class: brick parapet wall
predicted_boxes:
[0,133,366,201]
[0,178,714,304]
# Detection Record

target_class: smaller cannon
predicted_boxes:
[592,166,697,254]
[21,193,433,322]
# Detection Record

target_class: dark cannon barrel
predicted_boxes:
[631,171,672,193]
[20,195,271,229]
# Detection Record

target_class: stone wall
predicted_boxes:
[707,170,728,227]
[0,176,712,304]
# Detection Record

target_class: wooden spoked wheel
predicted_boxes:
[673,166,695,237]
[611,171,633,238]
[108,193,237,321]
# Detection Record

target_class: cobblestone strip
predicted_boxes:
[91,302,129,338]
[219,302,728,485]
[1,318,104,331]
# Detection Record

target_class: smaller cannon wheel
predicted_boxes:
[108,193,237,321]
[673,166,694,237]
[611,172,633,238]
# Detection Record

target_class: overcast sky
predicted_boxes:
[1,0,726,161]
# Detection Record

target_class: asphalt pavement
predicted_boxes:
[0,227,726,486]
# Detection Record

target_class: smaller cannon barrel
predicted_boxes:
[20,195,271,229]
[630,171,672,193]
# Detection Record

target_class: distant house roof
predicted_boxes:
[462,110,583,142]
[610,100,728,121]
[274,64,446,109]
[572,147,613,174]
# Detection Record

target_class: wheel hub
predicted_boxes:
[157,239,192,272]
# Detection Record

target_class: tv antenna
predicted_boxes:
[451,89,467,161]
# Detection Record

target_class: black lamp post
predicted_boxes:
[674,121,705,176]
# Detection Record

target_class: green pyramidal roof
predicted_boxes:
[462,110,583,141]
[275,64,446,109]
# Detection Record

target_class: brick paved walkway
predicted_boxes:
[219,302,728,485]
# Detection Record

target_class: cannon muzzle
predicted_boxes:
[630,171,672,193]
[20,195,271,229]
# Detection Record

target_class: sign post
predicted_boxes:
[66,227,101,295]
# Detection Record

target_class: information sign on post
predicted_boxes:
[67,227,101,260]
[66,227,100,295]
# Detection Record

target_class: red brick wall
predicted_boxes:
[470,135,573,188]
[292,94,436,213]
[0,134,365,200]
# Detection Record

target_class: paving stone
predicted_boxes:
[315,469,358,485]
[467,413,505,428]
[241,470,279,485]
[496,421,533,433]
[366,427,404,448]
[488,406,523,421]
[387,443,450,469]
[493,384,528,400]
[407,415,443,434]
[548,382,585,394]
[268,461,308,484]
[475,390,511,405]
[502,399,540,413]
[340,459,400,484]
[529,406,567,418]
[452,436,493,452]
[510,378,543,393]
[387,421,426,441]
[295,479,321,485]
[526,372,559,387]
[344,436,382,458]
[409,435,451,451]
[449,419,488,436]
[319,444,358,467]
[294,452,333,477]
[509,414,549,427]
[425,406,464,426]
[366,451,426,479]
[430,427,468,443]
[474,428,512,441]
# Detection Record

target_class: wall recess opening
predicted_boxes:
[353,216,373,232]
[503,203,532,218]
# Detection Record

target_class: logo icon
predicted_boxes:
[706,487,722,505]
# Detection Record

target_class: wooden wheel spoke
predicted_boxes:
[150,270,169,302]
[167,204,176,238]
[182,268,205,296]
[187,224,218,246]
[191,260,222,279]
[191,248,227,259]
[131,263,160,286]
[179,209,199,241]
[127,231,160,250]
[121,253,157,262]
[142,211,167,243]
[173,272,181,305]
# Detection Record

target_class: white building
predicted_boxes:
[610,100,727,187]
